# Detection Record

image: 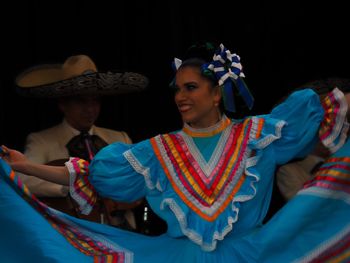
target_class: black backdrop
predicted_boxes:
[1,1,349,150]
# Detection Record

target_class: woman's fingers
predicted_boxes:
[0,145,10,156]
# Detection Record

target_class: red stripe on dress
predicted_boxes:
[308,229,350,263]
[319,92,340,140]
[161,120,252,206]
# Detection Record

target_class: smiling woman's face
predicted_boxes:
[174,66,221,128]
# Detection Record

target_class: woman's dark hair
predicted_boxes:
[184,42,217,62]
[180,42,219,86]
[173,41,251,118]
[178,58,218,86]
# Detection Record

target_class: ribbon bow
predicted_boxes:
[204,43,254,112]
[172,58,182,71]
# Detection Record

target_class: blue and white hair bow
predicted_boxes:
[203,43,254,112]
[173,58,182,71]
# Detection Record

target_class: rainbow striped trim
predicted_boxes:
[319,88,349,153]
[0,159,131,263]
[302,157,350,262]
[304,157,350,194]
[68,157,97,215]
[307,226,350,263]
[151,118,263,221]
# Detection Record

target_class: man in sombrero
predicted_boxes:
[15,54,149,231]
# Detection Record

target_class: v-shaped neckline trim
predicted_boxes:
[179,124,233,177]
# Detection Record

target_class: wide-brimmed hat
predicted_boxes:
[15,54,149,98]
[300,77,350,97]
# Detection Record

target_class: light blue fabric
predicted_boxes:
[0,159,91,262]
[0,88,349,262]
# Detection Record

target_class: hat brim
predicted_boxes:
[16,70,149,98]
[300,77,350,96]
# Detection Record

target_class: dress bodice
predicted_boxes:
[67,88,348,252]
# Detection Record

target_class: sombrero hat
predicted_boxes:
[300,77,350,97]
[15,54,149,98]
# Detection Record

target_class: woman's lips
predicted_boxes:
[178,104,192,112]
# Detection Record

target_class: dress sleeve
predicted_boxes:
[66,141,153,214]
[269,88,348,165]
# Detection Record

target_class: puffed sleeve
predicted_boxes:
[89,142,147,201]
[66,140,157,215]
[268,88,348,165]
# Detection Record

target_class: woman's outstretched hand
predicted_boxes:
[0,145,28,172]
[1,145,70,185]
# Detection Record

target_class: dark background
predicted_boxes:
[1,1,349,150]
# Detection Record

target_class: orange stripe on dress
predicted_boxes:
[3,161,126,262]
[319,93,339,140]
[151,127,251,221]
[182,117,232,137]
[303,157,350,194]
[178,122,242,195]
[162,120,250,205]
[307,227,350,263]
[165,130,237,200]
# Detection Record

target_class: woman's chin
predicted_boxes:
[181,115,194,125]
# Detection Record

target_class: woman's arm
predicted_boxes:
[1,145,69,185]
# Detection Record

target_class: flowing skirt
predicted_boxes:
[1,158,349,263]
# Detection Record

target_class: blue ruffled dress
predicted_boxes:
[1,88,349,262]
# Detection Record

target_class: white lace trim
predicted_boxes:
[294,188,350,263]
[153,133,251,217]
[179,124,232,177]
[251,117,286,150]
[298,187,350,205]
[321,88,349,153]
[183,114,228,134]
[160,198,237,252]
[157,117,283,250]
[331,121,349,153]
[124,117,285,251]
[123,150,162,192]
[295,224,350,263]
[65,158,92,215]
